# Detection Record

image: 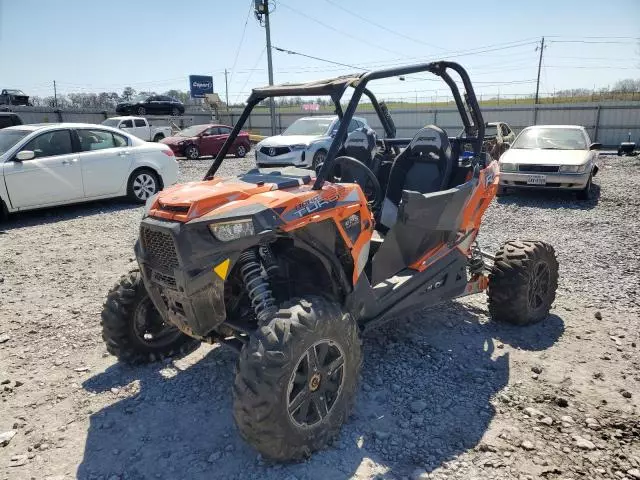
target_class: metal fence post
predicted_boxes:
[594,105,601,143]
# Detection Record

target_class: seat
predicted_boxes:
[379,125,453,229]
[342,126,377,168]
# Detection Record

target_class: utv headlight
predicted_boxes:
[208,220,255,242]
[559,163,588,173]
[500,162,517,172]
[290,144,307,151]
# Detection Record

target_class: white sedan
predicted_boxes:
[0,123,178,217]
[498,125,601,200]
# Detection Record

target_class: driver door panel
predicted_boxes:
[371,181,474,285]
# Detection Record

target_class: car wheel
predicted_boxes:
[236,144,248,158]
[184,145,200,160]
[576,174,593,201]
[127,169,160,203]
[153,134,164,142]
[171,107,180,116]
[137,106,146,116]
[312,149,327,170]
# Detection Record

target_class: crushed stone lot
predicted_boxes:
[1,154,639,480]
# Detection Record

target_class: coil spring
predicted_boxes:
[238,248,277,323]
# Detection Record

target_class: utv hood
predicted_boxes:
[146,168,316,223]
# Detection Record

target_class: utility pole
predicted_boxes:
[534,37,545,105]
[53,80,58,108]
[264,0,276,135]
[255,0,277,135]
[224,69,229,110]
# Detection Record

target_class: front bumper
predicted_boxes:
[135,217,236,338]
[255,149,308,168]
[500,171,590,190]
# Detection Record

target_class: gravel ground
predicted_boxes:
[1,154,638,480]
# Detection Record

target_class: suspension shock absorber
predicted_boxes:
[259,244,279,276]
[238,248,277,323]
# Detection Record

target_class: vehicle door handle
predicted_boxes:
[118,151,130,157]
[61,158,79,165]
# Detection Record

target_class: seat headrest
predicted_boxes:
[408,125,451,160]
[344,126,377,158]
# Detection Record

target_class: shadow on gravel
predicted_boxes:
[496,182,601,209]
[0,199,140,231]
[77,303,564,480]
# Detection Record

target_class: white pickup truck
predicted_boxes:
[101,116,172,142]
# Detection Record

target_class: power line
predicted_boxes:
[277,0,406,57]
[228,0,254,87]
[272,46,366,71]
[234,46,267,104]
[322,0,444,51]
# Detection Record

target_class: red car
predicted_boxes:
[161,124,250,160]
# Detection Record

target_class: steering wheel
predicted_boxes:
[328,155,382,211]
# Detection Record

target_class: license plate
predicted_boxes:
[526,175,547,185]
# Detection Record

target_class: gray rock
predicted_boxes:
[0,334,10,344]
[594,311,602,320]
[560,415,575,424]
[520,440,535,451]
[573,436,596,450]
[627,469,640,479]
[410,400,428,413]
[9,454,27,466]
[539,417,553,426]
[207,451,222,462]
[411,468,429,480]
[621,390,632,399]
[0,430,16,446]
[524,407,545,419]
[531,366,543,374]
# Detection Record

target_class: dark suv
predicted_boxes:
[0,112,23,129]
[115,95,185,116]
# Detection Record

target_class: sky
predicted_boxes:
[0,0,638,104]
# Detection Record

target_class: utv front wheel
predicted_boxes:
[487,240,558,325]
[101,270,198,363]
[233,296,361,461]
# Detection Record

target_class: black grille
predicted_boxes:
[518,164,559,173]
[158,203,189,214]
[260,146,290,156]
[152,270,177,289]
[141,227,179,269]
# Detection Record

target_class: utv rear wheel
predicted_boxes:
[101,270,198,364]
[487,240,558,326]
[233,296,361,461]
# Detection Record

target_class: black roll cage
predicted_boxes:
[204,61,485,190]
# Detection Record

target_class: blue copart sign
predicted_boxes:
[189,75,214,98]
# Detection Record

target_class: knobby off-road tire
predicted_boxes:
[101,270,198,364]
[233,296,362,461]
[487,240,559,326]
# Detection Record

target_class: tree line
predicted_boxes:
[27,78,640,109]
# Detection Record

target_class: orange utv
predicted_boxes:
[101,62,559,461]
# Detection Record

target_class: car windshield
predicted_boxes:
[177,125,208,137]
[282,118,333,136]
[5,89,25,95]
[0,129,31,155]
[512,127,587,150]
[484,124,498,137]
[101,119,119,127]
[131,95,148,103]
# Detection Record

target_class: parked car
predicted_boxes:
[0,123,179,217]
[160,124,250,160]
[498,125,601,200]
[0,89,30,106]
[116,95,184,116]
[101,116,172,142]
[255,115,370,169]
[0,112,23,129]
[484,121,516,160]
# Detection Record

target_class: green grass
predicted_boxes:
[239,92,640,113]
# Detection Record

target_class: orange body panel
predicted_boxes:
[148,174,374,284]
